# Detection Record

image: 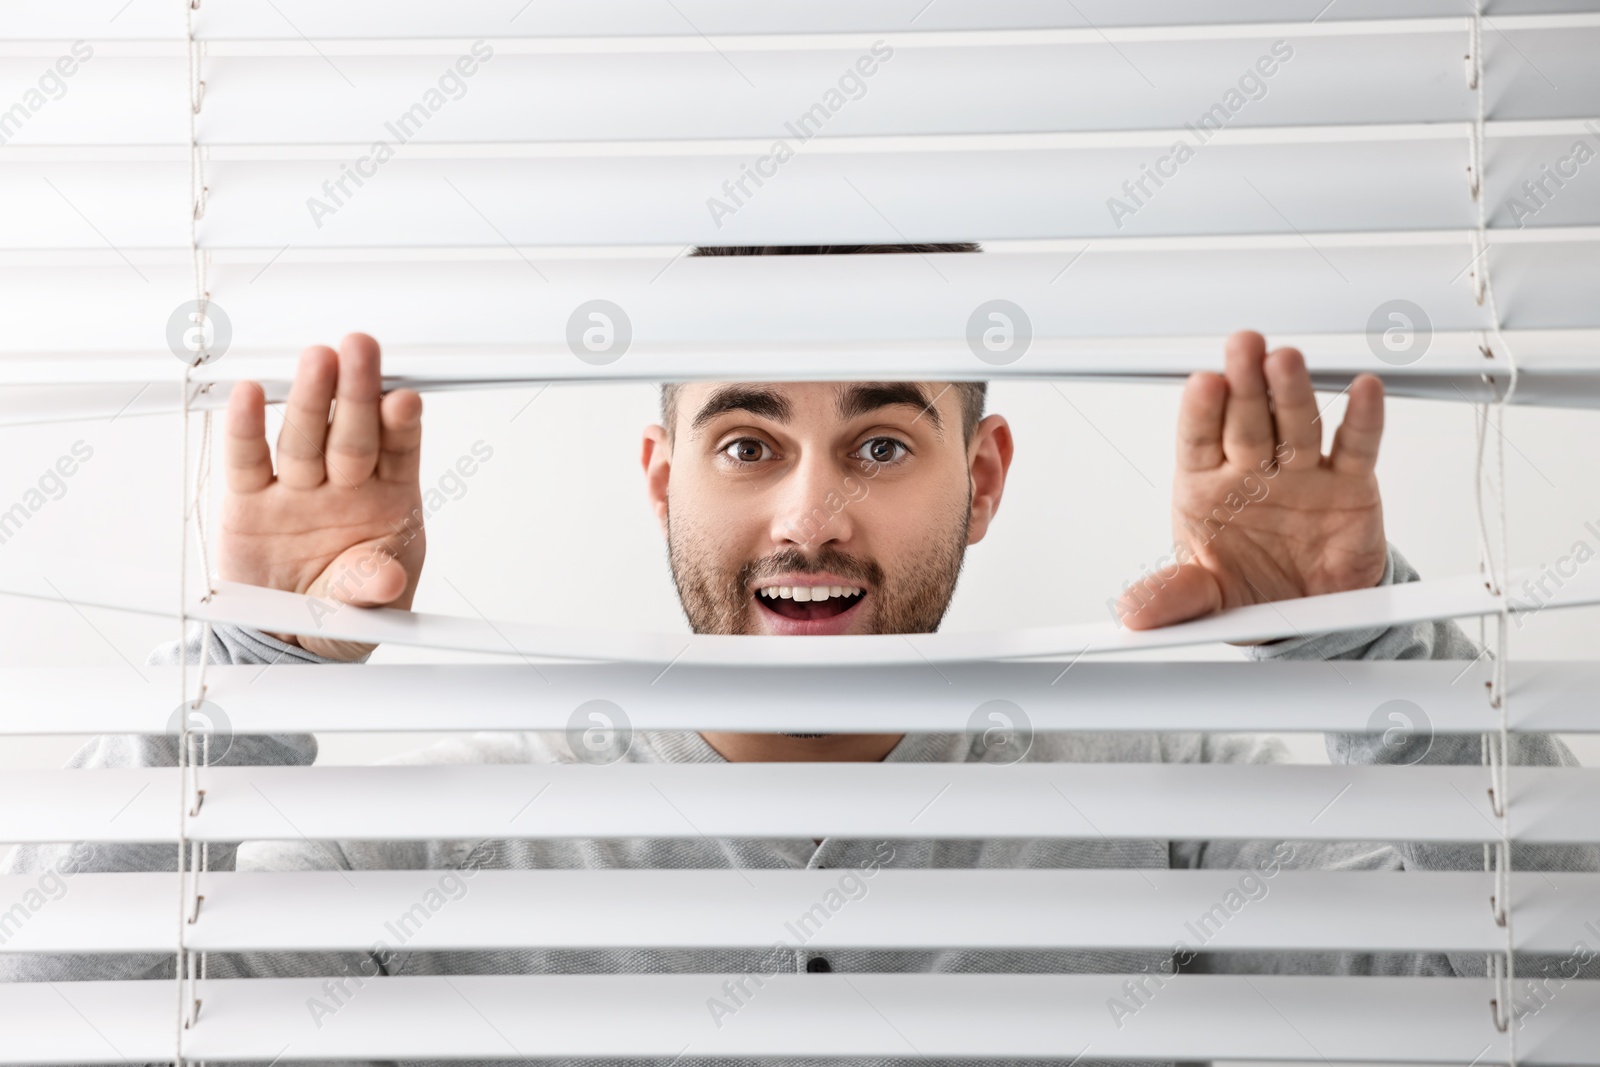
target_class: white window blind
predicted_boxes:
[1,2,1597,1065]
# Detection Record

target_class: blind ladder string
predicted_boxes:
[175,0,215,1059]
[1467,4,1519,1051]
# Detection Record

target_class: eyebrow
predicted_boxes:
[688,386,793,437]
[836,382,942,436]
[688,382,943,438]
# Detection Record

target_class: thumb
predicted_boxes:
[310,539,410,609]
[293,540,409,662]
[1113,560,1223,631]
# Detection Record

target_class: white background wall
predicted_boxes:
[2,374,1597,767]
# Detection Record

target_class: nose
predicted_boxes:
[768,449,856,551]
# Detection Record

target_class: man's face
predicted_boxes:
[641,381,1010,636]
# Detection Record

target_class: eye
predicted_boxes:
[854,437,910,466]
[720,438,774,464]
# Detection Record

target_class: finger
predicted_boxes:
[1329,373,1386,475]
[1221,330,1276,467]
[1115,561,1223,631]
[324,333,384,486]
[1175,371,1227,471]
[276,346,338,489]
[1262,346,1320,469]
[223,381,274,493]
[311,539,410,609]
[377,389,424,484]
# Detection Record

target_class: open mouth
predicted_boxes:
[755,584,866,622]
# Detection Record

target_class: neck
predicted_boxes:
[699,731,904,763]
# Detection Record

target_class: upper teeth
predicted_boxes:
[759,585,863,602]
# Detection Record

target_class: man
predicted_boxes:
[3,244,1593,1065]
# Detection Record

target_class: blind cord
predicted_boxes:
[1467,4,1518,1053]
[176,0,211,1059]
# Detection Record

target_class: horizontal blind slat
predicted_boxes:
[6,137,1598,247]
[152,565,1600,661]
[12,974,1586,1064]
[3,1,1589,40]
[4,40,1596,145]
[8,660,1600,736]
[5,324,1597,425]
[5,328,1594,384]
[14,122,1594,154]
[5,320,1596,380]
[2,558,1595,664]
[5,764,1596,845]
[0,244,1593,364]
[7,9,1600,44]
[7,869,1595,955]
[10,367,1599,422]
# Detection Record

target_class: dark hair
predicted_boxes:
[662,243,987,443]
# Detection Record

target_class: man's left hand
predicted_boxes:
[1117,330,1388,630]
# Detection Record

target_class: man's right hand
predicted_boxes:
[218,333,425,661]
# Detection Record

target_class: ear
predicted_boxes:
[640,424,671,536]
[964,413,1014,546]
